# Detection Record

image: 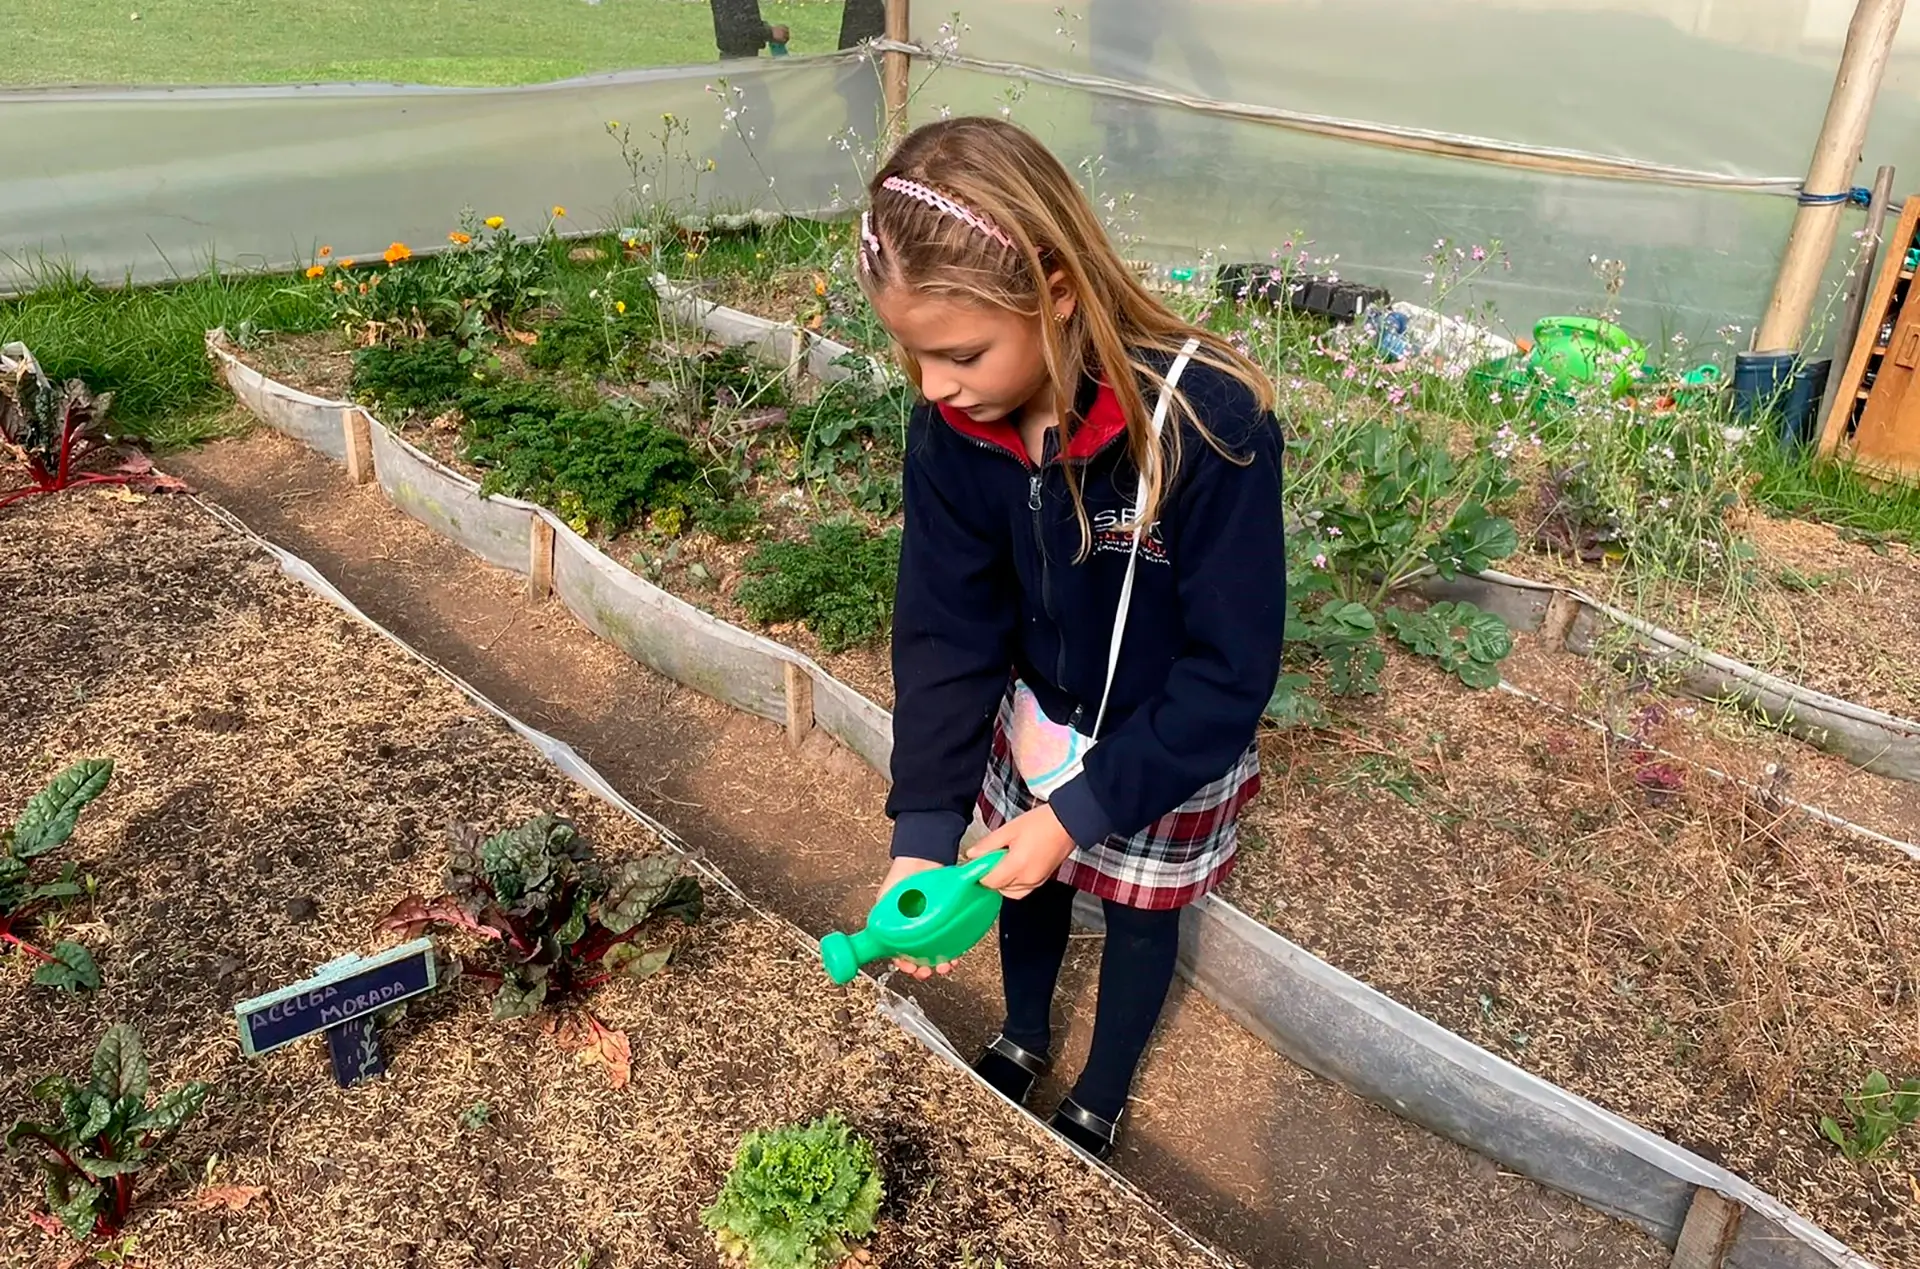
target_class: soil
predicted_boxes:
[152,428,1669,1269]
[1225,649,1920,1266]
[1519,502,1920,724]
[0,491,1230,1269]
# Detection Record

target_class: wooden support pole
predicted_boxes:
[342,408,374,485]
[528,518,555,602]
[1754,0,1906,353]
[883,0,911,143]
[1670,1188,1742,1269]
[784,661,814,747]
[1821,163,1897,425]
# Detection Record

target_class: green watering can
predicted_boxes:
[821,851,1008,985]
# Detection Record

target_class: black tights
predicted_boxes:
[996,880,1182,1122]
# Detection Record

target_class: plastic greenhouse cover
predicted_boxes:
[925,68,1851,343]
[923,0,1920,182]
[0,59,868,291]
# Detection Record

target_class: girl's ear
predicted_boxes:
[1046,269,1077,324]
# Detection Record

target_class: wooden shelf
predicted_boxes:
[1821,192,1920,481]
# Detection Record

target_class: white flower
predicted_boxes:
[1722,426,1749,445]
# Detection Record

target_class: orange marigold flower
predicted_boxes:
[551,206,567,219]
[318,245,332,257]
[484,216,505,230]
[448,231,472,245]
[338,258,355,269]
[305,265,327,279]
[384,242,412,264]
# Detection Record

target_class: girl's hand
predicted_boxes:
[878,856,954,979]
[965,806,1077,900]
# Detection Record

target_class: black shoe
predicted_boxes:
[972,1034,1049,1107]
[1049,1097,1120,1162]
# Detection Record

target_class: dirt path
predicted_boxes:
[165,429,1665,1269]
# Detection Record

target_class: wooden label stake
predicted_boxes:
[529,518,557,602]
[784,661,814,747]
[1671,1187,1743,1269]
[343,408,375,486]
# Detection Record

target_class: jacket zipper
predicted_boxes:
[1026,470,1068,689]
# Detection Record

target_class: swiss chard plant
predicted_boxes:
[702,1115,884,1269]
[0,346,178,511]
[1270,416,1520,722]
[2,759,112,992]
[1820,1070,1920,1164]
[378,813,703,1085]
[7,1025,210,1240]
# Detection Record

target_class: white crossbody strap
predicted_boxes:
[1090,338,1201,739]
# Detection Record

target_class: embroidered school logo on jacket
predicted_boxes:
[1090,508,1168,564]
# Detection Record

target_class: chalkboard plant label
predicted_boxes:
[0,758,112,992]
[233,938,438,1060]
[5,1024,210,1241]
[378,813,703,1088]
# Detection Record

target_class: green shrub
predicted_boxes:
[736,521,900,652]
[350,338,479,416]
[458,382,702,537]
[702,1115,883,1269]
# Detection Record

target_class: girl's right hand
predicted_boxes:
[878,855,956,979]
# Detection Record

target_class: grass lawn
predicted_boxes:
[7,0,850,88]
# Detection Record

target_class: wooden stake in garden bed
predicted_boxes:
[232,938,438,1088]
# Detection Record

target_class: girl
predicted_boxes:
[858,117,1285,1160]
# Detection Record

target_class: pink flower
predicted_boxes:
[1312,553,1329,569]
[1471,245,1487,261]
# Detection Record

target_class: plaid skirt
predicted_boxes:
[977,694,1260,911]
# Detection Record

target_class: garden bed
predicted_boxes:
[1225,649,1920,1267]
[0,490,1232,1269]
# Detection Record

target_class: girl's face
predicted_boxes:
[870,285,1067,424]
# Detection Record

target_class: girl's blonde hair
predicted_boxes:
[856,116,1275,554]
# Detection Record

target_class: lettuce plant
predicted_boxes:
[2,759,111,991]
[703,1115,883,1269]
[7,1025,210,1240]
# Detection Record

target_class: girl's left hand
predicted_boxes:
[965,806,1077,900]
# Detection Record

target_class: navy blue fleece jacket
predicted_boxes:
[886,351,1286,865]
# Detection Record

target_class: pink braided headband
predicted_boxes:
[859,176,1014,273]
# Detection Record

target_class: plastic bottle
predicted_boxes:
[820,851,1007,985]
[1140,262,1214,298]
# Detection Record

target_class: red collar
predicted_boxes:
[934,379,1128,465]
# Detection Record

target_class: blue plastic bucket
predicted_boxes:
[1733,353,1832,446]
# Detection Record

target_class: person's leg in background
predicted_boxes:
[836,0,889,148]
[709,0,780,183]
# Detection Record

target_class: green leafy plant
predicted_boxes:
[2,759,111,991]
[1271,415,1518,716]
[7,1025,210,1240]
[378,813,703,1022]
[702,1115,883,1269]
[0,345,177,510]
[1820,1070,1920,1163]
[459,382,704,537]
[1383,600,1513,689]
[350,338,483,416]
[736,521,901,652]
[787,380,912,516]
[311,210,556,347]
